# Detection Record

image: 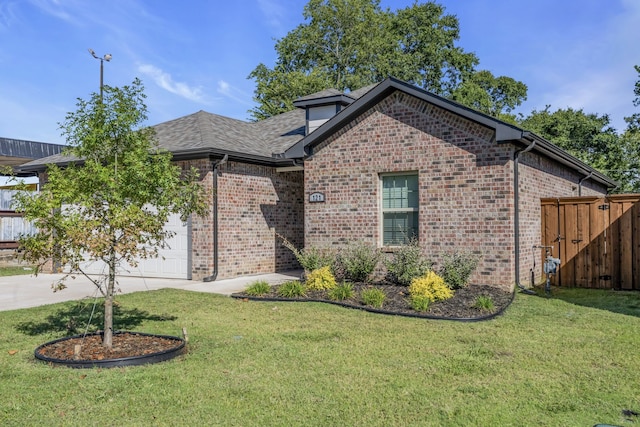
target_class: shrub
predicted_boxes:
[328,282,355,301]
[409,271,454,302]
[384,239,432,286]
[438,251,481,290]
[277,234,335,271]
[277,280,306,298]
[410,295,432,312]
[305,266,337,291]
[473,295,495,312]
[361,288,386,308]
[244,280,271,296]
[338,241,382,282]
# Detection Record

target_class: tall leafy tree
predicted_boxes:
[450,70,528,123]
[520,106,637,193]
[13,79,208,348]
[249,0,526,120]
[624,64,640,133]
[519,65,640,193]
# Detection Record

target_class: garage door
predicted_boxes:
[78,213,190,279]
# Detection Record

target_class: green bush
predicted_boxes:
[277,234,335,271]
[361,288,386,308]
[338,241,382,282]
[384,239,432,286]
[277,280,306,298]
[410,295,431,312]
[244,280,271,296]
[328,282,355,301]
[473,295,495,312]
[409,271,454,302]
[438,251,481,289]
[305,266,337,291]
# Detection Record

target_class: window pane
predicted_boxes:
[382,174,419,246]
[383,212,418,245]
[382,175,418,209]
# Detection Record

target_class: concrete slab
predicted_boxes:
[0,270,302,312]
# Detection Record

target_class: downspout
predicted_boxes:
[203,154,228,282]
[514,140,537,294]
[578,171,593,196]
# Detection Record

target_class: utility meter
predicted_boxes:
[544,257,561,275]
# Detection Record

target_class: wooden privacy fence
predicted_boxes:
[541,195,640,289]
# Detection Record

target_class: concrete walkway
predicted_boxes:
[0,270,302,312]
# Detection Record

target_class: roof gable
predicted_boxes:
[284,77,616,189]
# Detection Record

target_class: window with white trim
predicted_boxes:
[381,173,418,246]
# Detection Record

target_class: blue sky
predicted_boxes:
[1,0,639,144]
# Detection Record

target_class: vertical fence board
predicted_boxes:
[619,201,634,289]
[633,202,640,290]
[580,200,605,288]
[541,195,640,289]
[609,202,622,289]
[544,202,564,285]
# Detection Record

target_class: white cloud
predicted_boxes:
[217,80,253,106]
[27,0,75,24]
[138,64,206,103]
[0,1,20,30]
[257,0,289,33]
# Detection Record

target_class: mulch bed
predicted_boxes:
[234,282,514,321]
[35,332,184,363]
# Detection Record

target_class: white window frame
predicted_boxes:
[380,172,419,246]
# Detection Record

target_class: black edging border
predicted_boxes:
[34,331,186,369]
[231,288,516,322]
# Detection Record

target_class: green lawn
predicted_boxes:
[1,287,639,426]
[0,265,35,277]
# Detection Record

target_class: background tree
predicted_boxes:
[518,65,640,193]
[520,106,638,193]
[450,70,527,123]
[13,79,208,348]
[249,0,527,120]
[624,65,640,133]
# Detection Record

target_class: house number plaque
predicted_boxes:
[309,192,325,203]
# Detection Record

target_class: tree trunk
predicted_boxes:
[103,254,116,348]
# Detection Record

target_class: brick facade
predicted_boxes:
[212,161,304,279]
[303,91,609,289]
[176,159,215,281]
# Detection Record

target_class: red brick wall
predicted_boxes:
[303,91,608,289]
[176,159,215,281]
[214,161,304,279]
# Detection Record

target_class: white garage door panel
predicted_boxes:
[78,213,190,279]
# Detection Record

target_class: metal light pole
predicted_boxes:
[88,49,112,98]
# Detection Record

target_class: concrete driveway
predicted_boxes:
[0,270,302,312]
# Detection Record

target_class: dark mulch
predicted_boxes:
[235,282,514,320]
[35,332,184,362]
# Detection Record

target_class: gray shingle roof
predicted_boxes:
[18,82,375,172]
[153,108,305,158]
[295,88,345,102]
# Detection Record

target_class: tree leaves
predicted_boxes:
[248,0,521,120]
[12,79,208,346]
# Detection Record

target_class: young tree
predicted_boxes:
[13,79,208,348]
[248,0,526,120]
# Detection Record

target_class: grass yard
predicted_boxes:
[0,265,35,277]
[1,287,639,426]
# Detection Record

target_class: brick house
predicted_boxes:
[20,78,616,289]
